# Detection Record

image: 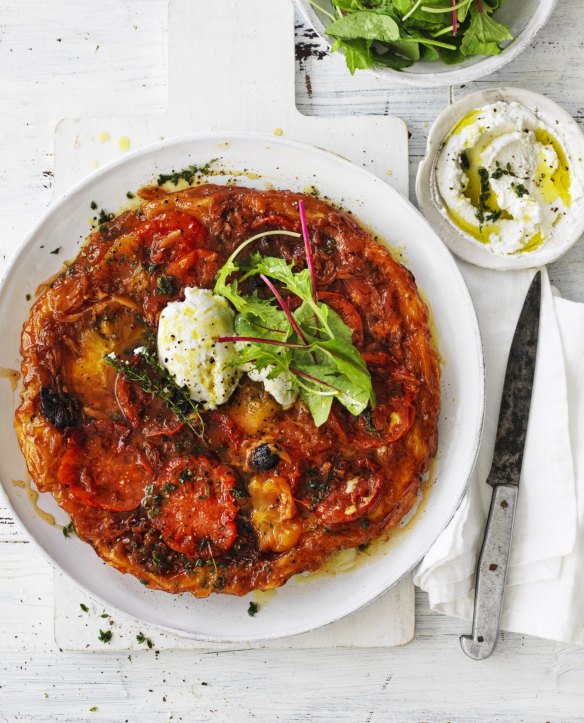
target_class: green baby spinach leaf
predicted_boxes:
[460,5,512,57]
[326,10,400,43]
[331,38,374,74]
[321,0,512,74]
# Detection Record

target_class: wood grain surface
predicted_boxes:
[1,0,584,720]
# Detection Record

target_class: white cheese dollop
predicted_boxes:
[434,100,584,256]
[157,287,241,410]
[245,365,298,409]
[158,287,299,411]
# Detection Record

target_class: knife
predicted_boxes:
[460,270,541,661]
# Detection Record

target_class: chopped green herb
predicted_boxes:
[126,191,135,199]
[475,167,492,225]
[100,613,109,618]
[512,182,530,198]
[50,247,61,255]
[485,209,502,223]
[324,236,337,254]
[491,162,518,180]
[154,273,176,297]
[149,548,172,572]
[90,706,98,712]
[359,408,379,435]
[25,293,31,301]
[145,491,164,518]
[305,468,333,505]
[98,629,113,644]
[157,159,218,186]
[458,150,470,172]
[90,201,98,210]
[247,601,259,617]
[359,517,370,530]
[357,542,370,552]
[62,522,75,538]
[178,468,192,483]
[80,603,89,612]
[136,631,154,648]
[97,209,114,225]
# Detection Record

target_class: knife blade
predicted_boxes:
[460,270,541,661]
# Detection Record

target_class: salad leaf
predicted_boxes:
[299,389,334,428]
[326,10,400,42]
[320,0,512,74]
[214,229,301,310]
[460,4,513,56]
[214,237,375,426]
[331,38,374,74]
[331,0,367,9]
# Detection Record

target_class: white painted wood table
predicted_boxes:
[1,1,584,720]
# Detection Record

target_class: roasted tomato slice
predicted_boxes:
[114,372,184,438]
[57,420,152,512]
[165,247,220,288]
[318,291,364,347]
[314,458,385,525]
[146,456,238,558]
[347,352,418,449]
[204,410,246,453]
[136,210,207,265]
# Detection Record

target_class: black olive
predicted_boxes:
[39,386,82,430]
[250,443,280,471]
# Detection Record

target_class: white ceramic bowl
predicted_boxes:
[295,0,558,88]
[0,133,484,642]
[416,86,584,270]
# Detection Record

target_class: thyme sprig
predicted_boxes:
[157,159,218,187]
[105,344,203,436]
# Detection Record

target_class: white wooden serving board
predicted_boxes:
[52,0,413,650]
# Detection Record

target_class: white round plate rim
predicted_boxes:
[294,0,558,88]
[0,131,484,642]
[416,86,584,270]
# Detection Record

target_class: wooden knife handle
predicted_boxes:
[460,483,518,660]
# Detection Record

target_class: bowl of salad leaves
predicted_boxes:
[296,0,558,87]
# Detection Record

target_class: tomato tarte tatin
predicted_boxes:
[15,183,440,597]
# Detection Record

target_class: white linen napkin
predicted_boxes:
[414,264,584,645]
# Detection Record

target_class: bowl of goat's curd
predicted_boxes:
[417,87,584,270]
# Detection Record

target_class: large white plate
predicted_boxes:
[0,134,484,642]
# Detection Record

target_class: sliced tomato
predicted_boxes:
[353,352,418,448]
[314,458,385,525]
[165,247,220,288]
[319,291,364,346]
[114,372,184,438]
[204,410,246,453]
[57,420,152,512]
[135,210,208,264]
[146,456,238,558]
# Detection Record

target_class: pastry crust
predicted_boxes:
[15,184,440,597]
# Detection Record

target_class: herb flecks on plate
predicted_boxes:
[314,0,513,75]
[214,202,375,427]
[157,159,218,187]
